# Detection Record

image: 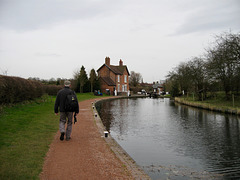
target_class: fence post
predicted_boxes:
[232,94,235,107]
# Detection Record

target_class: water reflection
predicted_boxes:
[96,98,240,179]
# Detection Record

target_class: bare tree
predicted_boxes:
[0,68,8,76]
[166,31,240,99]
[129,71,142,87]
[206,32,240,98]
[187,57,208,100]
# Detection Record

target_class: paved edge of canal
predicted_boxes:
[93,97,151,180]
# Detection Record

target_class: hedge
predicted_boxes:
[0,75,62,105]
[43,84,62,96]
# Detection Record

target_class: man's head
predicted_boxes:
[64,80,71,87]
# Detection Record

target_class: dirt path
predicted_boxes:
[40,97,150,180]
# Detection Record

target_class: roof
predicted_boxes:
[153,83,163,89]
[100,77,116,86]
[97,64,130,76]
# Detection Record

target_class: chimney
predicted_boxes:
[119,59,123,66]
[105,57,110,66]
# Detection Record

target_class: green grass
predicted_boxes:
[177,92,240,114]
[182,92,240,109]
[0,98,57,180]
[76,92,108,102]
[0,92,108,180]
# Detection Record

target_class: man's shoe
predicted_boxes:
[66,137,71,141]
[60,132,65,141]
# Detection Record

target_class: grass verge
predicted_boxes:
[0,92,108,180]
[175,94,240,115]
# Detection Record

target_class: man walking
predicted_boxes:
[54,80,79,141]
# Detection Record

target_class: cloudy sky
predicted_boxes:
[0,0,239,82]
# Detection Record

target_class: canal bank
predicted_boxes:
[175,97,240,116]
[40,97,150,180]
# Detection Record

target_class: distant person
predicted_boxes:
[54,80,79,141]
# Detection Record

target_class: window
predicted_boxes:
[118,75,120,83]
[118,84,120,92]
[124,75,127,83]
[122,85,125,92]
[124,85,127,92]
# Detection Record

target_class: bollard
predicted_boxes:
[104,131,108,137]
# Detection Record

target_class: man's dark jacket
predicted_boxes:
[54,87,79,113]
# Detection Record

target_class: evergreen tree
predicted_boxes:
[79,66,88,93]
[89,68,97,92]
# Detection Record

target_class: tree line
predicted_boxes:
[0,66,100,105]
[29,66,100,93]
[165,31,240,100]
[72,66,100,93]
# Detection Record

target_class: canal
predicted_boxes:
[96,98,240,179]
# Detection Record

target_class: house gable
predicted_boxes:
[97,64,130,76]
[97,57,130,95]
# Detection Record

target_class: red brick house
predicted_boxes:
[97,57,130,95]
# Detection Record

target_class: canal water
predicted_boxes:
[96,98,240,180]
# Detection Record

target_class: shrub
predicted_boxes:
[43,84,62,96]
[0,75,59,105]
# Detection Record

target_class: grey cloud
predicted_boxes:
[0,0,122,31]
[34,52,61,57]
[172,0,240,35]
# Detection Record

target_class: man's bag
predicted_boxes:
[65,92,78,112]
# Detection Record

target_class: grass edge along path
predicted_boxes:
[0,93,107,180]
